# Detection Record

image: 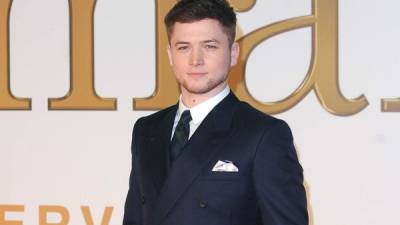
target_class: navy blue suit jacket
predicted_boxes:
[123,92,308,225]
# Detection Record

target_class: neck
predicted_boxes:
[181,83,227,108]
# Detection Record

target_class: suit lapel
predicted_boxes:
[141,105,177,194]
[154,93,239,225]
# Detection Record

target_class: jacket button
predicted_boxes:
[199,201,207,208]
[141,196,145,204]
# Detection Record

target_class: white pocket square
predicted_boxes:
[212,160,239,172]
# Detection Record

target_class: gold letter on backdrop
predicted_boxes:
[133,0,179,110]
[0,205,24,225]
[0,0,31,110]
[49,0,116,110]
[81,206,113,225]
[229,0,368,115]
[381,98,400,112]
[143,0,368,115]
[39,206,69,225]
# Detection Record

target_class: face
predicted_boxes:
[167,19,239,99]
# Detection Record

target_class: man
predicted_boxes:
[123,0,308,225]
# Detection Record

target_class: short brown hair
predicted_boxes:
[164,0,237,45]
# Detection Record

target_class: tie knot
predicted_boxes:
[179,110,192,124]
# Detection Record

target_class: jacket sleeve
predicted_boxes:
[252,120,308,225]
[123,118,144,225]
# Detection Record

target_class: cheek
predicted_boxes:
[171,62,189,82]
[171,55,187,71]
[207,54,230,70]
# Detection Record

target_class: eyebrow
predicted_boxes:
[174,41,190,46]
[174,39,221,46]
[203,39,220,44]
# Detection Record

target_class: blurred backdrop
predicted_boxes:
[1,0,399,225]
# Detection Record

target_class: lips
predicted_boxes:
[187,72,208,76]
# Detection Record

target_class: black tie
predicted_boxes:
[170,110,192,162]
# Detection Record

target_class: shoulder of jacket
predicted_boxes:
[235,101,291,132]
[235,102,293,144]
[133,104,176,130]
[236,101,279,123]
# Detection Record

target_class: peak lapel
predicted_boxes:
[153,93,239,225]
[141,105,177,194]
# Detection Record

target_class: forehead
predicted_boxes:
[170,19,229,43]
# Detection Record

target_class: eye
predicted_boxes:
[177,45,189,51]
[205,45,218,49]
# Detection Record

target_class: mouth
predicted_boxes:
[187,72,208,76]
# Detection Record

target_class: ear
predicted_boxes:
[230,42,240,67]
[167,45,173,66]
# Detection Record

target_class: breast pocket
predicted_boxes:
[199,171,244,181]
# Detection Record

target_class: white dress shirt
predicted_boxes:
[171,86,230,140]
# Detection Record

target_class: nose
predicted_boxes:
[189,47,204,66]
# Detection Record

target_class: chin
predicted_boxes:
[180,78,226,95]
[184,84,224,96]
[185,87,212,95]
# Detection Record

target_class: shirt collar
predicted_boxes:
[178,86,230,125]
